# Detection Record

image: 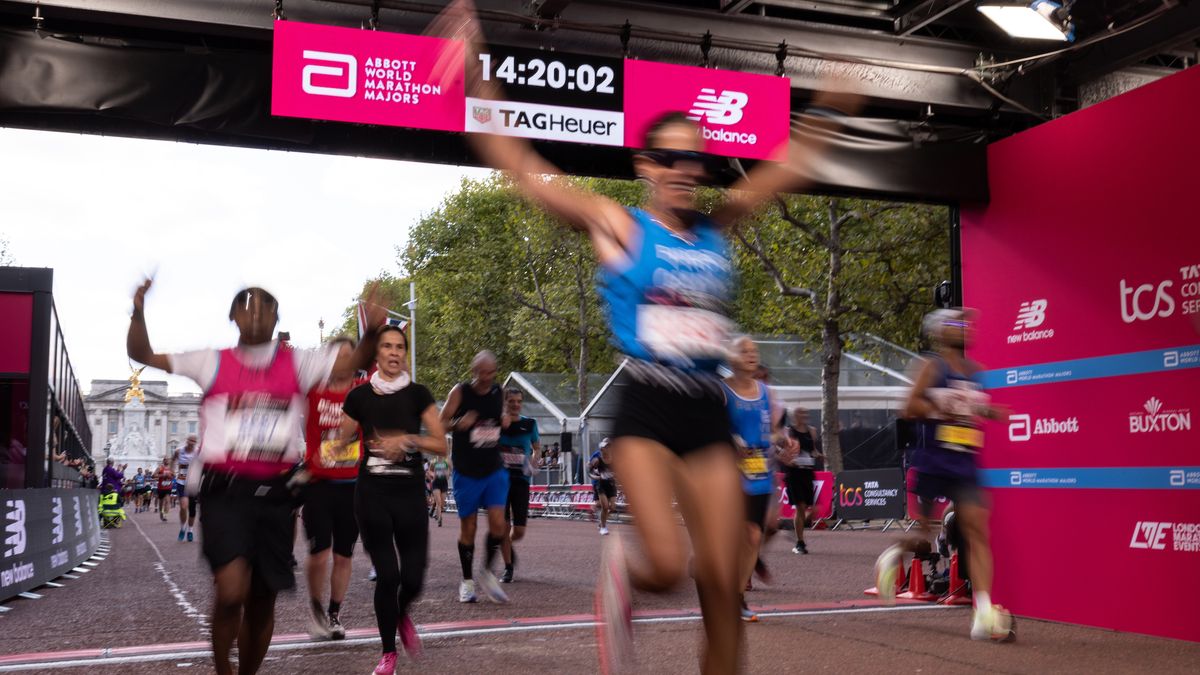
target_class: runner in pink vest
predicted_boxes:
[127,279,384,675]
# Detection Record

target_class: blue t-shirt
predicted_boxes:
[723,381,774,496]
[597,208,733,372]
[499,416,539,475]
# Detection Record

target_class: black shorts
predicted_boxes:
[156,489,171,500]
[199,479,297,592]
[785,468,815,506]
[302,481,359,558]
[610,367,733,457]
[505,472,530,527]
[594,480,616,501]
[745,492,771,528]
[431,477,449,492]
[913,471,982,516]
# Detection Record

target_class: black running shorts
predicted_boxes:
[505,472,531,527]
[593,479,617,501]
[913,471,982,516]
[199,481,296,592]
[745,492,771,528]
[610,369,733,457]
[784,467,815,506]
[302,480,360,558]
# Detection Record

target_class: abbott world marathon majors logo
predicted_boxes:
[1130,521,1200,553]
[687,89,758,145]
[1130,397,1192,434]
[302,52,444,105]
[1120,263,1200,324]
[1008,299,1054,344]
[1008,413,1079,441]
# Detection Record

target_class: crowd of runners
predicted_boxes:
[114,2,1015,673]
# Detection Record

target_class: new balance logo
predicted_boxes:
[1013,299,1047,330]
[301,50,357,98]
[1130,521,1171,550]
[3,500,26,558]
[687,89,748,126]
[50,498,64,545]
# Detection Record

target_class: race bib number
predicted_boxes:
[319,439,360,469]
[936,424,983,450]
[470,425,501,448]
[365,455,414,477]
[226,397,293,462]
[637,305,732,362]
[501,451,526,468]
[739,456,768,477]
[792,452,816,468]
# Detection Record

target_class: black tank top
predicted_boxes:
[790,425,817,469]
[450,382,504,478]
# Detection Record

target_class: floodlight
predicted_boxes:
[977,1,1076,42]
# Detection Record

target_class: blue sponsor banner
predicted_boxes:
[980,344,1200,389]
[980,467,1200,490]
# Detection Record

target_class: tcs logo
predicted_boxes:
[838,484,863,507]
[302,50,357,98]
[1120,279,1174,323]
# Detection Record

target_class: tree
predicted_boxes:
[0,235,13,266]
[731,196,949,473]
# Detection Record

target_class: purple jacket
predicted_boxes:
[102,465,124,492]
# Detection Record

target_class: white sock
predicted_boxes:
[974,591,993,616]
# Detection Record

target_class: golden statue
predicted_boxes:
[124,366,146,404]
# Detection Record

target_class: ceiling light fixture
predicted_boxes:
[977,1,1076,42]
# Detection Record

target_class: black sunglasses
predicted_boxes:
[639,149,722,172]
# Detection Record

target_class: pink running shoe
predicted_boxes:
[372,651,398,675]
[399,615,423,660]
[595,532,634,674]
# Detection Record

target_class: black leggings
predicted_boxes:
[355,480,429,653]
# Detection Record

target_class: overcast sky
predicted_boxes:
[1,127,489,394]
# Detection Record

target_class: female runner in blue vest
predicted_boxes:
[431,4,859,672]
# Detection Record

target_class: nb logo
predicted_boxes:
[4,499,26,558]
[1129,521,1171,550]
[50,497,64,545]
[1008,414,1031,442]
[302,50,357,98]
[1013,299,1047,330]
[1120,279,1174,323]
[687,89,748,126]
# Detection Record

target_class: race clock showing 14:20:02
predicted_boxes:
[475,45,624,111]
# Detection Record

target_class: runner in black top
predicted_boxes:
[439,351,510,604]
[334,325,447,673]
[781,407,822,554]
[498,387,540,583]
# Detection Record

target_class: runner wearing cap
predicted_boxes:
[589,439,617,536]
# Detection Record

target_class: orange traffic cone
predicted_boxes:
[897,557,938,602]
[941,553,972,606]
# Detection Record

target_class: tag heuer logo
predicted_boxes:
[473,106,492,124]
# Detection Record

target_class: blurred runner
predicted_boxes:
[782,407,822,554]
[498,387,540,583]
[440,351,510,605]
[175,435,199,541]
[301,336,364,641]
[429,4,860,670]
[874,308,1015,642]
[153,458,173,521]
[127,280,383,675]
[429,455,450,527]
[589,439,616,536]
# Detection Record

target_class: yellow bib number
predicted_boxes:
[739,456,768,476]
[936,425,983,448]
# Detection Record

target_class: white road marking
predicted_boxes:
[129,517,210,634]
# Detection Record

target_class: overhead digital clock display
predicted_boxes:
[474,44,623,111]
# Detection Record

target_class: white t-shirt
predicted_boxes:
[168,340,338,393]
[168,341,339,489]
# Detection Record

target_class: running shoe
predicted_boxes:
[501,567,514,584]
[599,526,609,536]
[874,544,903,606]
[458,579,478,603]
[477,570,510,604]
[372,651,398,675]
[437,515,443,527]
[754,557,773,585]
[595,532,634,675]
[971,605,1016,643]
[740,601,758,623]
[328,613,346,640]
[178,529,185,542]
[186,530,194,542]
[307,601,332,640]
[399,615,422,660]
[368,567,377,582]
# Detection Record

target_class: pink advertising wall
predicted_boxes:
[962,65,1200,642]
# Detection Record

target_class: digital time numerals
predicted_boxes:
[478,53,616,94]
